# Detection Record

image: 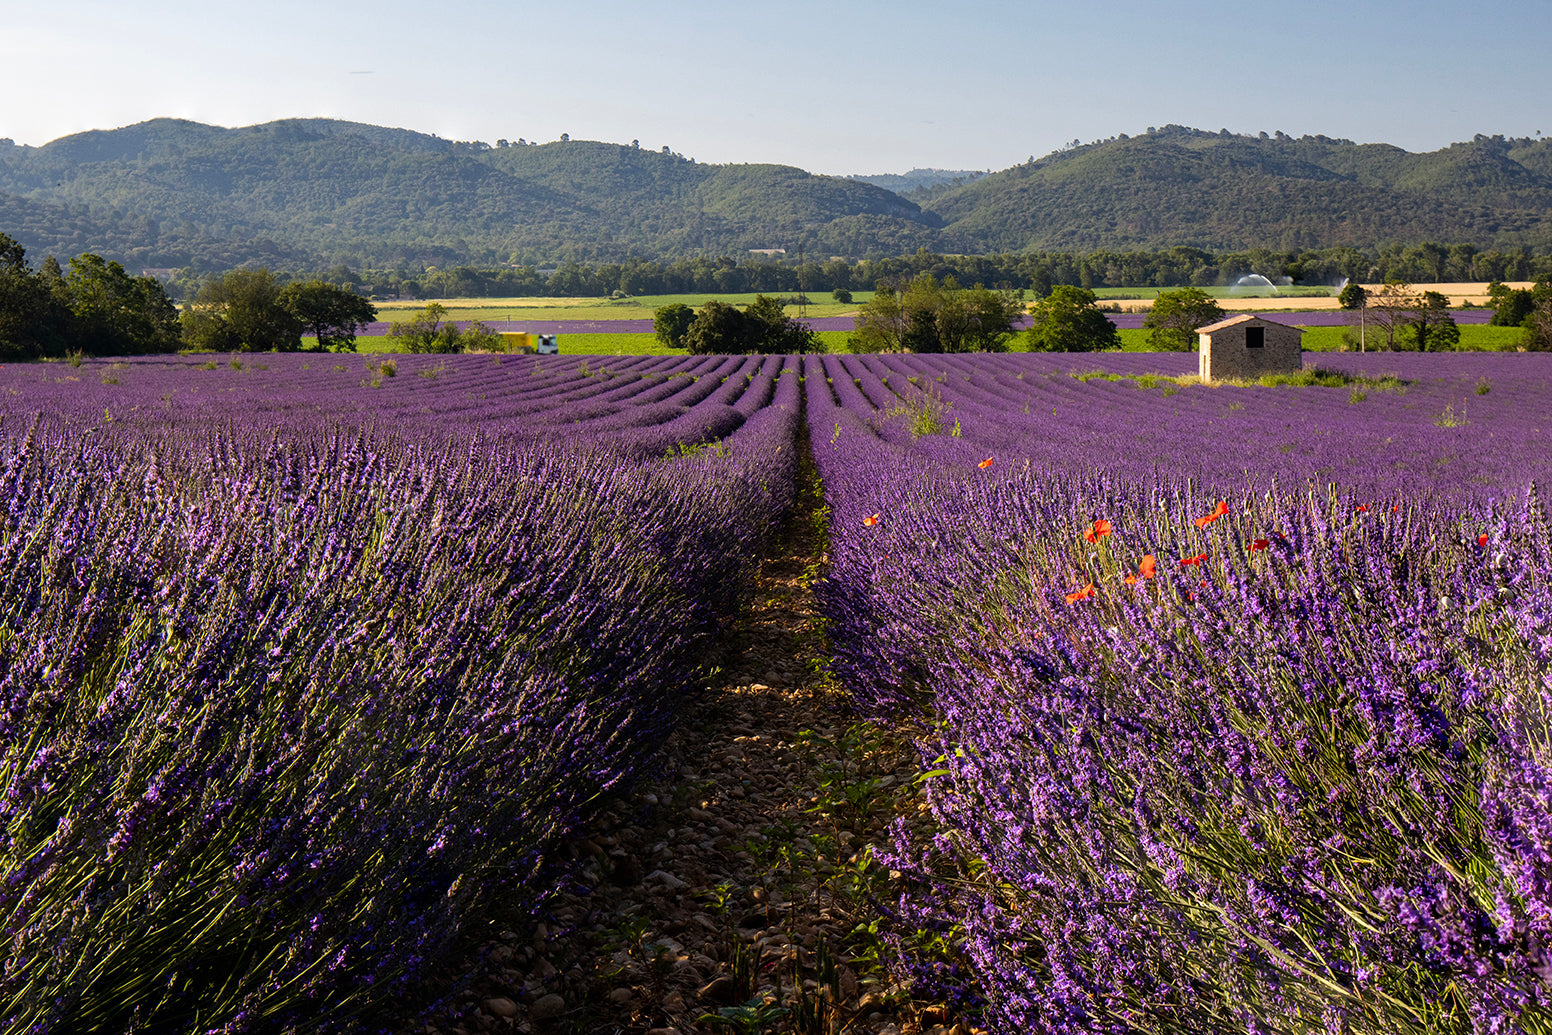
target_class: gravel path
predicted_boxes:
[408,476,972,1035]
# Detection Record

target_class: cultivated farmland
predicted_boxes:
[2,351,1550,1033]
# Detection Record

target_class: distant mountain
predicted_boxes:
[923,126,1552,253]
[2,119,1551,270]
[0,118,947,269]
[846,169,988,197]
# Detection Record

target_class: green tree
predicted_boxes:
[1338,282,1367,310]
[278,281,377,351]
[744,294,823,353]
[652,302,695,349]
[936,284,1024,353]
[63,255,181,355]
[847,285,906,353]
[847,275,1019,354]
[831,288,853,304]
[682,299,749,355]
[678,295,822,354]
[0,234,66,359]
[1024,286,1119,352]
[1521,280,1552,351]
[1487,281,1536,327]
[1366,282,1418,352]
[182,269,302,352]
[1143,287,1225,351]
[1405,291,1459,351]
[387,302,465,353]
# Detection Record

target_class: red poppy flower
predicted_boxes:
[1065,580,1097,604]
[1194,500,1229,528]
[862,513,880,527]
[1356,503,1370,513]
[1477,534,1488,547]
[1250,538,1269,552]
[978,456,994,469]
[1180,552,1208,566]
[1083,519,1113,544]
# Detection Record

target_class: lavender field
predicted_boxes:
[3,350,1551,1033]
[0,353,801,1032]
[805,353,1552,1033]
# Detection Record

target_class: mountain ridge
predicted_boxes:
[2,119,1551,270]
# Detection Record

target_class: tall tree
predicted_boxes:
[1521,280,1552,351]
[182,269,302,352]
[1405,290,1459,351]
[1143,287,1225,351]
[743,294,823,354]
[0,233,63,359]
[847,275,1019,354]
[682,300,749,355]
[278,281,378,351]
[1024,286,1119,352]
[847,285,907,353]
[652,302,695,349]
[63,254,181,355]
[1365,282,1419,352]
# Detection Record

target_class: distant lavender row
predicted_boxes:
[0,354,804,1031]
[806,352,1552,508]
[803,353,1552,1032]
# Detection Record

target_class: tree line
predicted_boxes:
[0,234,377,360]
[222,242,1552,305]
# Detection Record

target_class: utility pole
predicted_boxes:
[796,245,806,321]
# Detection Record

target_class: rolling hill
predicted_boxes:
[2,119,1551,270]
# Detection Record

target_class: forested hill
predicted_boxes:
[0,118,944,269]
[2,119,1552,270]
[925,126,1552,253]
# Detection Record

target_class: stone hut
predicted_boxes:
[1197,314,1304,381]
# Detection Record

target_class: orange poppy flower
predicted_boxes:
[1250,538,1269,552]
[1083,519,1113,544]
[1124,573,1137,585]
[862,513,880,527]
[1194,500,1229,528]
[1138,554,1157,579]
[978,456,994,469]
[1180,552,1208,566]
[1356,503,1370,513]
[1065,580,1097,604]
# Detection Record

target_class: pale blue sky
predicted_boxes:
[5,0,1548,174]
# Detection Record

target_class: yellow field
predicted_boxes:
[1108,282,1531,312]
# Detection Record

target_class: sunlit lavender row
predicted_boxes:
[804,353,1552,1033]
[0,354,802,1032]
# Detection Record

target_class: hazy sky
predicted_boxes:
[6,0,1548,175]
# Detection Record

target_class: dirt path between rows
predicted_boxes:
[410,474,973,1035]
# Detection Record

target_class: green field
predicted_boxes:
[1297,323,1523,352]
[337,310,1522,357]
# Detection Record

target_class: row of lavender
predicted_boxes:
[804,353,1552,1033]
[0,354,803,1032]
